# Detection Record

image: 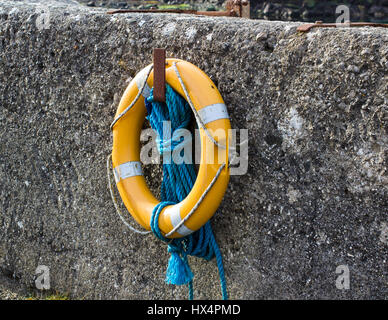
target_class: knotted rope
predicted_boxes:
[146,84,228,300]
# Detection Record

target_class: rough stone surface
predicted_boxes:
[0,275,27,300]
[0,0,387,299]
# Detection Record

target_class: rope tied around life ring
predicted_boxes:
[107,60,232,300]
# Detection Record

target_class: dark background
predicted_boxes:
[80,0,388,22]
[251,0,388,22]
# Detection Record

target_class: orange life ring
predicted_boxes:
[111,59,231,238]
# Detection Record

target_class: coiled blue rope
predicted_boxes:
[146,84,228,300]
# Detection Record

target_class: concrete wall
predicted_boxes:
[0,0,387,299]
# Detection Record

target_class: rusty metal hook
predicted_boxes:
[153,48,166,103]
[298,20,388,32]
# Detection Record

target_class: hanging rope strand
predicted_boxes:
[147,84,228,300]
[106,154,152,235]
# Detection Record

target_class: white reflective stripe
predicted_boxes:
[165,204,194,237]
[138,82,151,99]
[135,65,152,98]
[197,103,229,125]
[113,167,120,183]
[114,161,143,182]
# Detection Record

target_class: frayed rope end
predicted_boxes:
[165,247,194,286]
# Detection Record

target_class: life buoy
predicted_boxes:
[111,59,231,238]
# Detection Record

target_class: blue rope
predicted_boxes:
[147,84,228,300]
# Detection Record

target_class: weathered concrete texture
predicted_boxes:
[0,275,27,300]
[0,0,387,299]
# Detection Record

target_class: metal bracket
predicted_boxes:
[153,48,166,103]
[226,0,250,19]
[298,21,388,32]
[107,0,250,19]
